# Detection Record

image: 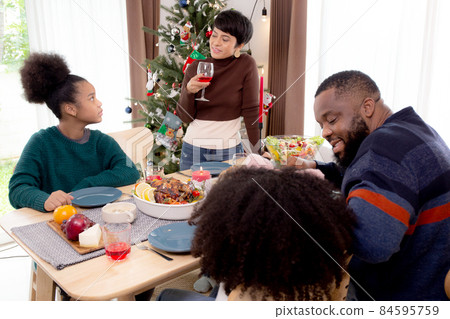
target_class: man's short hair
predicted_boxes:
[315,70,380,99]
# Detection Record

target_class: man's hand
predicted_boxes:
[287,157,317,170]
[186,74,211,94]
[44,190,74,212]
[261,152,272,160]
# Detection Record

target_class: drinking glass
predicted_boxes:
[145,164,164,182]
[196,62,214,102]
[103,223,131,261]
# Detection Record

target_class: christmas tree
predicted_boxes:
[132,0,227,174]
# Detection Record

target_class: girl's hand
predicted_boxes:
[44,190,74,212]
[186,74,211,94]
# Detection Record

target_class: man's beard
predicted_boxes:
[334,116,370,169]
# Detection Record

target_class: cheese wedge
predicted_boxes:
[79,223,102,247]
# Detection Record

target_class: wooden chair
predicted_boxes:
[108,126,154,171]
[445,269,450,299]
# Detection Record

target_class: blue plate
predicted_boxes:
[190,162,231,176]
[71,186,122,207]
[148,222,197,253]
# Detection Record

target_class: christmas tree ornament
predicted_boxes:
[171,27,180,36]
[146,67,155,96]
[180,21,193,45]
[155,107,165,119]
[167,44,175,54]
[179,0,188,8]
[125,106,132,114]
[206,30,212,38]
[156,112,183,151]
[145,122,152,129]
[263,92,276,115]
[182,50,206,73]
[168,88,178,98]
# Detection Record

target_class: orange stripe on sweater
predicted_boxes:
[347,189,410,227]
[406,202,450,235]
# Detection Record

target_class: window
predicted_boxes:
[305,0,450,145]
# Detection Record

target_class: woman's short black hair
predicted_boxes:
[20,52,86,119]
[190,167,356,301]
[213,9,253,45]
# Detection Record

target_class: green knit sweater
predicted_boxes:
[9,126,140,212]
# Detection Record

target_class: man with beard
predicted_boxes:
[289,70,450,300]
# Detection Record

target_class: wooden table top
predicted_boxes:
[0,172,200,301]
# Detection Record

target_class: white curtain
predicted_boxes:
[304,0,450,145]
[25,0,131,133]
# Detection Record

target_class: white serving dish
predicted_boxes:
[133,194,202,220]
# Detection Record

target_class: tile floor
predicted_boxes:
[0,228,31,300]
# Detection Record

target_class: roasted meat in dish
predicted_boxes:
[149,177,196,204]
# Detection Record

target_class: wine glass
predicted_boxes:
[196,62,214,102]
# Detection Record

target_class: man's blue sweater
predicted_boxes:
[342,107,449,300]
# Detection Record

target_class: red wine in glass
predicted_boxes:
[196,62,214,101]
[198,76,213,82]
[105,242,131,261]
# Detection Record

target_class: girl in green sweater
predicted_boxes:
[9,53,140,212]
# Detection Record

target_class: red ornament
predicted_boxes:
[206,30,212,38]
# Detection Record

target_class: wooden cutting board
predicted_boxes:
[47,220,104,255]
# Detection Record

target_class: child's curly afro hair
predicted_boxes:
[20,52,85,118]
[189,166,356,301]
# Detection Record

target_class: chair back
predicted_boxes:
[445,269,450,299]
[108,127,153,170]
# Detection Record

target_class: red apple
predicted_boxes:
[61,214,95,241]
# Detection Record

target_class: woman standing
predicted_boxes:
[177,9,259,170]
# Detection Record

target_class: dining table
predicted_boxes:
[1,144,331,301]
[0,170,201,301]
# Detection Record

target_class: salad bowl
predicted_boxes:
[265,135,325,167]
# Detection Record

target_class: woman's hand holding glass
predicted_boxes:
[186,74,210,94]
[195,62,214,101]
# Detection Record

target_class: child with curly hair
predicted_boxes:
[9,52,140,212]
[158,167,356,301]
